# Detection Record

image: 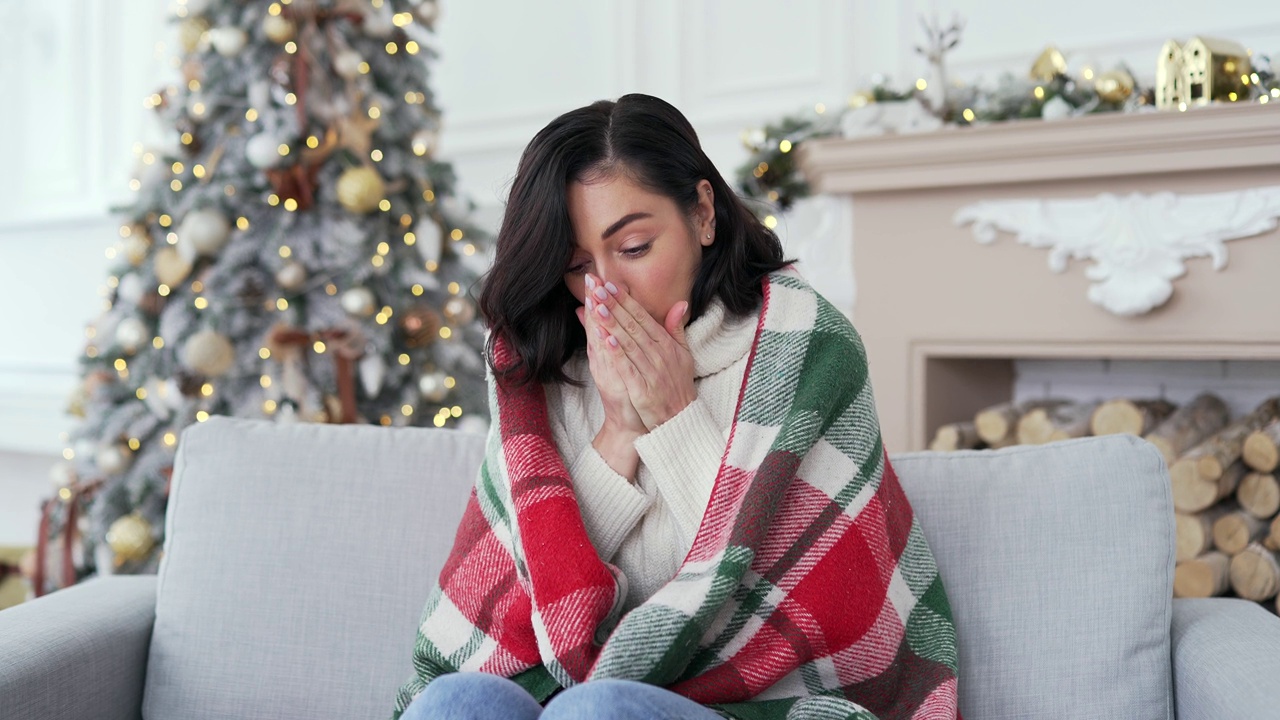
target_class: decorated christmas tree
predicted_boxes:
[31,0,490,595]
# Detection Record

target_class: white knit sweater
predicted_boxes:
[546,298,760,612]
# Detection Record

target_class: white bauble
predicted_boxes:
[359,354,386,396]
[456,415,488,436]
[1041,95,1074,121]
[248,80,271,112]
[115,317,150,353]
[154,246,193,286]
[142,377,175,420]
[121,234,150,266]
[275,261,308,291]
[418,371,449,402]
[245,132,284,169]
[208,27,248,56]
[414,218,443,265]
[177,208,232,257]
[262,14,296,43]
[116,273,145,305]
[340,287,377,317]
[49,461,77,489]
[182,328,236,376]
[416,0,440,25]
[333,49,363,79]
[362,4,394,37]
[95,444,134,475]
[411,128,439,157]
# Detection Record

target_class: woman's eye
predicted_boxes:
[566,260,589,274]
[622,241,652,257]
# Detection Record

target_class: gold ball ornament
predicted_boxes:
[443,296,475,325]
[182,328,236,376]
[262,14,296,44]
[1094,69,1135,103]
[154,247,193,287]
[400,306,442,348]
[335,166,386,214]
[121,234,150,266]
[106,513,156,563]
[275,261,308,291]
[177,18,210,53]
[1030,45,1068,82]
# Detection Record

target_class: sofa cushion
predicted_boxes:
[891,434,1175,720]
[142,417,483,720]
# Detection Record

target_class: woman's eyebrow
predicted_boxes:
[601,212,652,240]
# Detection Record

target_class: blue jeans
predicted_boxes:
[401,672,724,720]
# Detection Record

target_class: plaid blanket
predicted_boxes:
[393,268,959,719]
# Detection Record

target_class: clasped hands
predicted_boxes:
[574,273,696,443]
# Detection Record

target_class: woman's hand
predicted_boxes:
[584,273,696,432]
[577,276,646,480]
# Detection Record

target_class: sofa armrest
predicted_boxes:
[0,576,156,720]
[1171,597,1280,720]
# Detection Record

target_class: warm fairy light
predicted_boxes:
[107,276,120,288]
[136,388,148,400]
[450,228,463,241]
[264,399,278,414]
[402,404,414,416]
[778,139,792,153]
[405,91,418,104]
[1229,92,1239,101]
[763,215,778,229]
[447,282,460,294]
[372,255,385,268]
[398,354,411,365]
[915,78,928,91]
[191,102,206,116]
[158,284,171,296]
[201,383,214,397]
[142,152,156,164]
[444,376,456,389]
[285,93,297,105]
[463,243,476,256]
[411,283,424,296]
[393,11,413,26]
[114,359,128,371]
[236,216,249,230]
[814,103,826,114]
[153,337,164,349]
[62,448,75,460]
[963,108,975,122]
[385,42,398,55]
[371,0,384,7]
[260,375,272,392]
[268,194,281,206]
[105,247,118,259]
[1272,89,1280,98]
[451,406,462,418]
[192,164,206,178]
[371,149,383,161]
[1263,96,1272,104]
[375,312,388,324]
[164,432,177,446]
[1082,68,1094,80]
[129,179,142,191]
[377,241,390,255]
[426,260,438,272]
[378,199,391,211]
[325,283,337,295]
[86,327,97,338]
[1241,74,1251,85]
[433,415,446,427]
[368,106,382,119]
[423,189,435,202]
[275,297,289,311]
[171,179,183,191]
[404,232,417,246]
[277,143,290,156]
[268,3,282,15]
[172,161,185,173]
[285,41,297,54]
[400,214,413,227]
[194,297,209,309]
[181,132,194,145]
[1034,86,1045,99]
[306,135,319,148]
[246,108,259,121]
[381,305,393,317]
[158,214,172,226]
[284,198,299,211]
[259,347,272,359]
[167,232,178,244]
[405,41,420,55]
[313,341,326,353]
[86,346,99,358]
[191,280,204,292]
[413,141,427,156]
[439,327,452,339]
[279,246,292,258]
[196,411,210,422]
[358,62,370,74]
[1178,101,1187,111]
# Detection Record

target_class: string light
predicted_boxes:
[385,42,398,55]
[398,354,411,365]
[171,161,185,173]
[152,337,164,349]
[268,194,281,206]
[164,432,177,446]
[411,284,424,296]
[201,383,214,397]
[259,347,272,359]
[368,106,382,119]
[372,255,385,268]
[158,284,171,296]
[314,341,326,353]
[401,404,414,416]
[763,215,778,229]
[196,411,210,422]
[171,179,183,191]
[358,62,370,74]
[158,214,172,227]
[325,283,338,295]
[136,388,148,400]
[246,108,259,121]
[962,108,976,122]
[236,217,250,230]
[194,297,209,309]
[378,199,391,211]
[404,232,417,246]
[306,135,319,148]
[915,78,928,90]
[62,448,75,460]
[192,164,206,178]
[439,327,452,339]
[778,139,792,153]
[285,93,297,105]
[405,41,420,55]
[371,149,383,161]
[284,198,298,211]
[377,241,390,255]
[276,298,289,311]
[450,228,464,241]
[263,400,278,414]
[285,41,297,54]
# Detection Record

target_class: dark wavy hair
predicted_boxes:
[478,93,791,386]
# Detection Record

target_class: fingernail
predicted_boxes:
[596,304,610,318]
[593,287,607,301]
[605,282,618,295]
[586,297,594,311]
[595,327,605,339]
[585,275,595,290]
[607,336,618,348]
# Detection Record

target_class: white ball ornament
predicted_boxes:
[49,461,77,489]
[362,4,394,37]
[418,371,449,402]
[208,27,248,56]
[414,218,443,265]
[333,49,364,79]
[262,14,296,44]
[275,261,308,291]
[178,208,232,257]
[340,287,377,317]
[121,234,150,267]
[95,444,134,476]
[154,246,193,286]
[182,328,236,377]
[248,80,271,112]
[245,132,284,169]
[117,273,145,305]
[416,0,440,25]
[115,317,150,354]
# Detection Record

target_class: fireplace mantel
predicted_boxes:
[796,103,1280,452]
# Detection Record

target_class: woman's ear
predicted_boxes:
[697,179,715,247]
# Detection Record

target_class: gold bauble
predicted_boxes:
[400,306,442,348]
[182,328,236,377]
[177,18,210,53]
[1094,69,1135,103]
[443,296,476,325]
[335,166,386,214]
[106,513,155,563]
[1030,45,1068,82]
[154,246,193,286]
[262,14,296,44]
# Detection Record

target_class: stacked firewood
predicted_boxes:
[931,394,1280,613]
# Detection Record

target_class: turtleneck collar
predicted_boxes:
[684,297,760,379]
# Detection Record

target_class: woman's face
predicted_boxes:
[564,173,715,326]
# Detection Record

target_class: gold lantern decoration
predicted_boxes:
[1156,36,1251,110]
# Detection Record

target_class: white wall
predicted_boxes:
[2,0,1279,544]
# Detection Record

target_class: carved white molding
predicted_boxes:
[953,186,1280,317]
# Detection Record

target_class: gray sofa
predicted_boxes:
[2,416,1279,720]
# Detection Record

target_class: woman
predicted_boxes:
[392,94,959,720]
